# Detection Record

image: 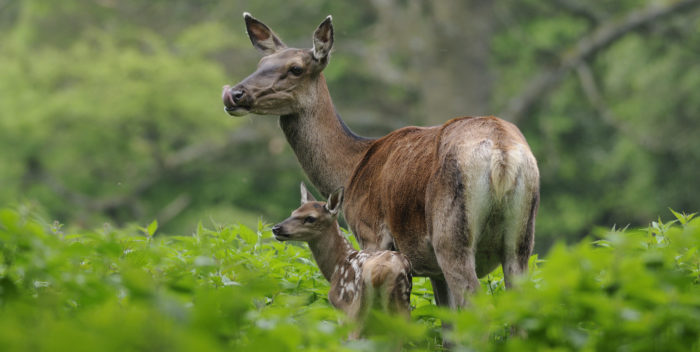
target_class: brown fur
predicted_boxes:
[224,14,539,309]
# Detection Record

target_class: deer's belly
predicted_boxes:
[346,218,441,277]
[394,234,442,277]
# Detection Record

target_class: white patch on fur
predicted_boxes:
[313,47,328,60]
[501,147,538,280]
[491,144,526,201]
[346,282,355,294]
[351,261,360,275]
[455,139,530,248]
[458,139,494,246]
[503,175,525,252]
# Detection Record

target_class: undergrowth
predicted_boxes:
[1,207,698,351]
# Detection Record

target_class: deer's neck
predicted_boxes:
[307,223,356,282]
[280,75,374,197]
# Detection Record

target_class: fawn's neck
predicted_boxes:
[307,222,356,282]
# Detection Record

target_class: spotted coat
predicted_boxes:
[328,250,412,320]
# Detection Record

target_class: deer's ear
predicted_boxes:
[312,15,334,63]
[325,187,344,216]
[300,182,317,204]
[244,12,286,55]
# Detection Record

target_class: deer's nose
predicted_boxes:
[231,87,248,105]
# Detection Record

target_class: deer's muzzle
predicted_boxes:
[222,85,251,116]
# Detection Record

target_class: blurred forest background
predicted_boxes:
[1,0,698,252]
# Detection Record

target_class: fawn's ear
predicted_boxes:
[325,187,344,216]
[312,15,334,64]
[244,12,287,55]
[300,182,317,204]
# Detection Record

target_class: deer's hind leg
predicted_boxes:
[388,270,412,319]
[427,154,487,308]
[501,178,539,289]
[344,290,371,340]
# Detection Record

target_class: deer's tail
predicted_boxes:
[489,146,526,202]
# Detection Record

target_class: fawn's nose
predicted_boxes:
[271,225,282,235]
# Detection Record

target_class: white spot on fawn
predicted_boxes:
[351,260,360,274]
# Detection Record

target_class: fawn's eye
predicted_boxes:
[304,216,316,224]
[289,66,304,76]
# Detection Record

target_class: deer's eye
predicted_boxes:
[304,216,316,224]
[289,66,304,76]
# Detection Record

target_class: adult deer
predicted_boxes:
[272,183,412,338]
[222,13,539,308]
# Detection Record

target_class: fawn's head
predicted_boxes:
[222,13,334,117]
[272,183,343,242]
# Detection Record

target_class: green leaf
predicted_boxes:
[145,219,158,237]
[669,208,697,225]
[237,224,258,245]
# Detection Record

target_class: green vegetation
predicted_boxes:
[1,207,698,351]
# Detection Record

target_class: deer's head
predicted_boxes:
[272,183,343,242]
[222,13,334,117]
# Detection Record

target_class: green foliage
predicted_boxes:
[0,206,349,351]
[0,1,243,228]
[1,207,699,351]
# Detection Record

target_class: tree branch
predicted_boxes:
[554,0,605,24]
[501,0,700,123]
[575,63,665,152]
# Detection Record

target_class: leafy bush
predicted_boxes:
[444,211,700,351]
[1,206,698,351]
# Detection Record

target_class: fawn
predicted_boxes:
[272,183,412,338]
